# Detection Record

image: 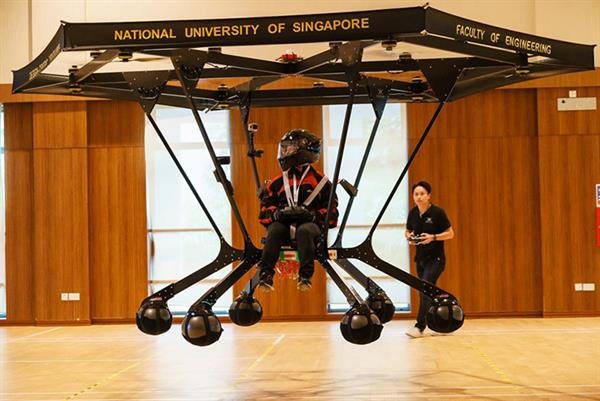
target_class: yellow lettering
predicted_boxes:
[455,24,486,40]
[293,18,369,33]
[183,24,260,38]
[505,35,552,55]
[185,27,197,38]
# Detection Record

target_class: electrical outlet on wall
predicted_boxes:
[574,283,583,291]
[60,293,69,301]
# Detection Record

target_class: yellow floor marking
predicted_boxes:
[62,358,145,401]
[463,340,523,394]
[236,333,286,384]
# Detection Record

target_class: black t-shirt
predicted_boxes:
[406,204,451,262]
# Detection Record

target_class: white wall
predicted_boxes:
[1,0,30,86]
[534,0,600,53]
[1,0,598,84]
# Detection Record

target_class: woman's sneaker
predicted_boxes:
[405,326,425,338]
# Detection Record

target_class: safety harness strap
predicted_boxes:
[303,175,329,207]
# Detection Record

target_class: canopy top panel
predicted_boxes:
[12,5,596,109]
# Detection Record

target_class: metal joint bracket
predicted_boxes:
[123,71,171,114]
[365,78,391,119]
[170,49,209,92]
[335,41,364,89]
[417,59,467,101]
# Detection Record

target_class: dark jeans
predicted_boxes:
[415,256,445,330]
[260,221,321,280]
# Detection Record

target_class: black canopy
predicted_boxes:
[12,5,596,108]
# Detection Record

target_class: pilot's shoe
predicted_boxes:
[258,270,275,293]
[297,277,312,292]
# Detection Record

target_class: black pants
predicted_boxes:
[260,221,321,280]
[415,256,445,330]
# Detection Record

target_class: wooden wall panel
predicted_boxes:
[408,90,537,139]
[4,103,33,150]
[538,135,600,313]
[537,88,600,315]
[537,87,600,136]
[33,102,87,149]
[5,152,34,323]
[33,149,90,323]
[4,103,34,323]
[87,101,145,147]
[87,100,148,321]
[88,148,148,321]
[4,100,149,325]
[406,136,543,314]
[230,106,328,318]
[504,68,600,90]
[407,90,542,315]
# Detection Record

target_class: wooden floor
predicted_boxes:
[1,317,599,401]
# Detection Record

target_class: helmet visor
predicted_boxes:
[278,140,300,159]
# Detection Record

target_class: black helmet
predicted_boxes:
[277,129,321,170]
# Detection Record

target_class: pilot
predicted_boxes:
[257,129,338,292]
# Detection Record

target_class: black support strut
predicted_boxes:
[323,41,363,253]
[334,80,389,246]
[146,115,225,240]
[368,100,447,236]
[171,49,254,246]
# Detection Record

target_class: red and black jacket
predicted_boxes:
[259,165,338,228]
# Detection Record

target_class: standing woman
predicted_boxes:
[405,181,454,338]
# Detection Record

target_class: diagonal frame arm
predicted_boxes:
[171,50,255,246]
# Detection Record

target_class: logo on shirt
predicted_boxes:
[425,217,433,224]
